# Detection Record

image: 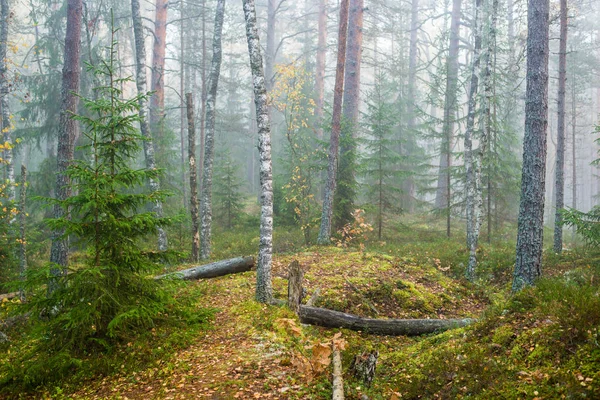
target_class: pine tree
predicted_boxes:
[213,147,243,229]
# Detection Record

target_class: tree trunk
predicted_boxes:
[513,0,549,292]
[434,0,462,237]
[335,0,363,229]
[315,0,327,140]
[464,0,483,281]
[50,0,82,279]
[317,0,350,244]
[266,0,277,91]
[19,165,27,301]
[199,0,207,200]
[187,93,200,262]
[179,0,187,211]
[287,260,303,314]
[200,0,226,260]
[553,0,568,253]
[406,0,419,130]
[150,0,168,128]
[299,306,474,336]
[243,0,274,303]
[332,344,344,400]
[156,256,255,280]
[0,0,13,202]
[131,0,168,251]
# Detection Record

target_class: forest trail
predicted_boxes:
[65,247,487,399]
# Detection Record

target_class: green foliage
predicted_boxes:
[562,206,600,247]
[0,36,205,390]
[213,146,244,229]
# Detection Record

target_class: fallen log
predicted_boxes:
[155,256,255,280]
[299,306,474,336]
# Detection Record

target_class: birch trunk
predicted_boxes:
[187,93,200,262]
[179,1,187,210]
[464,0,483,281]
[19,165,27,301]
[317,0,349,244]
[200,0,226,260]
[0,0,13,202]
[243,0,274,303]
[513,0,549,292]
[266,0,276,91]
[314,0,327,140]
[199,0,207,199]
[434,0,462,237]
[150,0,168,128]
[131,0,168,251]
[50,0,82,278]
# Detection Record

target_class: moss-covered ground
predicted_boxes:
[2,216,600,399]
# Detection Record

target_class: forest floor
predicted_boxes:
[2,223,600,399]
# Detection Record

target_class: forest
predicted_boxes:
[1,0,600,398]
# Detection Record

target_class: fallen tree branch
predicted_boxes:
[306,287,321,307]
[299,306,474,336]
[332,342,344,400]
[155,256,255,280]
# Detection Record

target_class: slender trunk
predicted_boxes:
[406,0,419,129]
[0,0,13,202]
[513,0,549,292]
[315,0,327,139]
[335,0,363,229]
[553,0,568,253]
[180,0,187,210]
[199,0,207,198]
[200,0,226,260]
[50,0,82,279]
[243,0,274,303]
[464,0,483,281]
[132,0,168,251]
[19,165,27,301]
[150,0,168,128]
[572,81,577,212]
[187,93,200,262]
[266,0,276,91]
[317,0,350,244]
[435,0,462,238]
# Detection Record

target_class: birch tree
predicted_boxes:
[187,93,200,262]
[0,0,13,202]
[317,0,349,244]
[513,0,550,291]
[50,0,83,276]
[131,0,168,251]
[200,0,226,260]
[242,0,274,303]
[553,0,568,253]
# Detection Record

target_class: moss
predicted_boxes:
[492,325,515,346]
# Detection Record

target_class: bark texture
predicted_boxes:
[243,0,274,303]
[299,306,474,336]
[200,0,226,260]
[317,0,349,244]
[513,0,550,292]
[187,93,200,262]
[155,256,255,280]
[314,0,327,139]
[150,0,168,128]
[131,0,167,251]
[335,0,363,228]
[287,260,303,315]
[50,0,82,275]
[0,0,13,202]
[19,164,27,300]
[464,0,484,280]
[553,0,567,253]
[435,0,462,237]
[332,345,344,400]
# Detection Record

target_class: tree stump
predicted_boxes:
[350,351,378,387]
[287,260,303,314]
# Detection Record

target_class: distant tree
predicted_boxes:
[513,0,550,292]
[200,0,226,259]
[149,0,168,129]
[243,0,274,303]
[314,0,327,140]
[131,0,167,251]
[213,147,244,229]
[186,93,200,261]
[317,0,349,244]
[0,0,13,202]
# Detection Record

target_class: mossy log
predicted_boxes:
[299,306,474,336]
[155,256,255,280]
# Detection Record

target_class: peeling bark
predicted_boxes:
[187,93,200,262]
[513,0,549,292]
[317,0,349,244]
[243,0,274,303]
[131,0,168,251]
[200,0,226,260]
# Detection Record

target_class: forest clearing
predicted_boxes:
[1,0,600,398]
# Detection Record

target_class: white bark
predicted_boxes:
[131,0,168,251]
[200,0,226,260]
[243,0,274,303]
[0,0,13,202]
